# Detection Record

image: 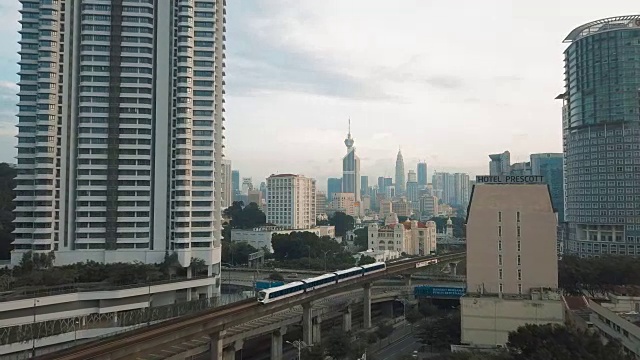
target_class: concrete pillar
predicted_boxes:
[363,283,372,329]
[405,274,412,288]
[312,315,322,344]
[186,267,193,301]
[209,330,225,360]
[222,346,235,360]
[302,302,313,345]
[207,265,214,299]
[342,306,352,332]
[449,262,457,276]
[271,327,287,360]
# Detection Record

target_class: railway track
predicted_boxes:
[37,251,465,360]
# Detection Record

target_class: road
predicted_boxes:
[374,333,421,359]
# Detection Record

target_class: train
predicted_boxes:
[257,262,386,304]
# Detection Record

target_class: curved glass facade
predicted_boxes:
[563,18,640,256]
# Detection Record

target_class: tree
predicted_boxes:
[221,241,257,265]
[353,227,368,250]
[323,329,351,359]
[358,255,376,266]
[301,344,325,360]
[507,323,633,360]
[223,201,266,230]
[375,320,394,341]
[268,272,284,281]
[418,312,461,351]
[405,307,423,324]
[329,212,355,237]
[0,163,16,260]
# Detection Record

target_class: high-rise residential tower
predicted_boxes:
[417,162,428,188]
[12,0,227,272]
[395,149,405,196]
[489,151,511,176]
[342,120,361,201]
[266,174,316,230]
[559,16,640,257]
[222,160,232,208]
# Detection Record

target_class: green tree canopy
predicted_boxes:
[558,255,640,295]
[0,163,16,260]
[329,211,355,237]
[353,227,368,250]
[221,241,257,266]
[270,232,359,271]
[223,201,266,229]
[417,312,461,351]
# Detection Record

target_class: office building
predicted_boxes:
[461,178,563,348]
[247,190,264,210]
[316,191,327,216]
[360,176,369,197]
[368,220,437,256]
[222,160,232,208]
[377,177,385,192]
[432,172,455,205]
[510,162,531,176]
[419,194,438,218]
[392,197,411,218]
[407,170,417,183]
[489,151,511,176]
[12,0,226,274]
[241,178,253,195]
[232,170,240,196]
[331,192,357,217]
[327,177,342,203]
[342,120,361,201]
[417,162,428,188]
[530,153,564,222]
[266,174,316,230]
[559,16,640,257]
[395,150,406,196]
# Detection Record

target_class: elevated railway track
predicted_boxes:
[37,252,465,360]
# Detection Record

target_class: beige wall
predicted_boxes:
[461,296,564,347]
[466,184,558,295]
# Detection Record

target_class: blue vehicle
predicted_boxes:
[257,262,387,304]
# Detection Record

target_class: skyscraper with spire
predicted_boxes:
[342,119,361,202]
[395,149,406,196]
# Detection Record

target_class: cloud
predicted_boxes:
[419,75,465,90]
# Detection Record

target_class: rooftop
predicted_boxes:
[564,15,640,43]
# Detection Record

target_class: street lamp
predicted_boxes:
[32,298,40,357]
[285,340,307,360]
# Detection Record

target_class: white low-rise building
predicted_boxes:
[231,226,336,253]
[354,249,400,263]
[0,277,218,358]
[367,220,437,255]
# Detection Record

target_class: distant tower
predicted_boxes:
[446,217,453,237]
[342,119,361,201]
[395,149,405,196]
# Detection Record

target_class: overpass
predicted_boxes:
[37,252,465,360]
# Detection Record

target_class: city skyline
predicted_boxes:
[0,1,638,187]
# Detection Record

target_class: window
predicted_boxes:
[517,226,521,237]
[498,254,503,266]
[498,211,502,222]
[498,226,502,236]
[518,284,522,294]
[517,211,521,222]
[499,283,503,293]
[517,255,521,266]
[498,240,502,251]
[499,268,503,280]
[517,269,522,281]
[517,240,521,252]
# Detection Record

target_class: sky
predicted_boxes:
[0,1,637,191]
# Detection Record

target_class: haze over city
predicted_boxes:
[0,0,637,189]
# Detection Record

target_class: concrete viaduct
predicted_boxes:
[37,252,465,360]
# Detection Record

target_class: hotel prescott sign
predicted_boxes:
[475,175,545,184]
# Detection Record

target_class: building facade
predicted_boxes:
[232,170,240,197]
[342,121,361,202]
[530,153,565,222]
[330,192,357,217]
[461,181,563,348]
[489,151,511,176]
[222,160,232,208]
[327,177,342,203]
[367,220,436,255]
[395,150,405,196]
[12,0,226,271]
[560,16,640,257]
[360,176,369,197]
[266,174,316,230]
[315,191,327,216]
[417,162,428,188]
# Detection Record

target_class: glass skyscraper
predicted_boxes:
[530,153,565,223]
[327,177,342,204]
[417,162,428,188]
[560,16,640,256]
[342,121,360,202]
